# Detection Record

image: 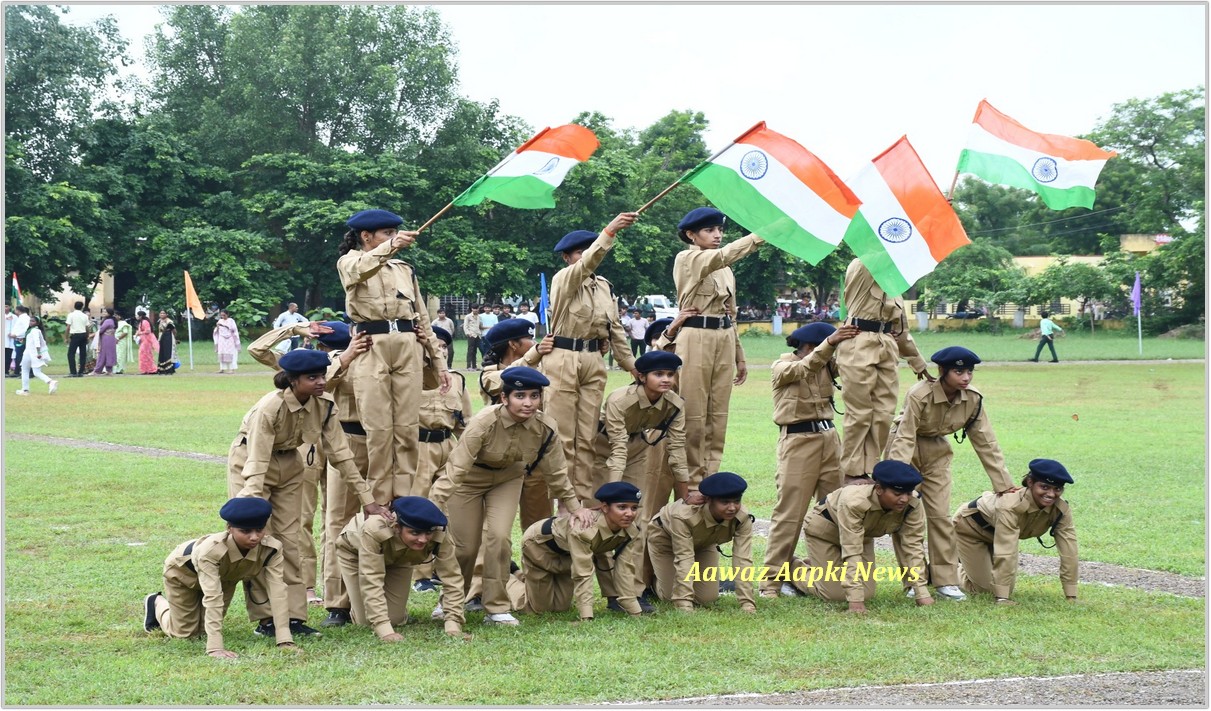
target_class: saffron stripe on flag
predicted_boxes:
[738,129,860,217]
[964,123,1111,190]
[974,100,1115,161]
[872,138,969,264]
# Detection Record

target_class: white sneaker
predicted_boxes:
[906,588,916,599]
[430,604,444,620]
[14,389,28,396]
[483,612,519,626]
[779,583,802,598]
[48,380,58,394]
[935,585,968,601]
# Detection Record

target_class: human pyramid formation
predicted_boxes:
[142,207,1079,657]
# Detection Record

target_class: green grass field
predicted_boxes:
[3,342,1205,705]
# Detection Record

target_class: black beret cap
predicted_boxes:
[220,497,273,529]
[699,471,747,498]
[390,496,448,530]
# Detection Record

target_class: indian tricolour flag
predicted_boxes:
[11,272,21,303]
[684,122,860,265]
[957,100,1117,210]
[452,124,599,210]
[842,137,970,297]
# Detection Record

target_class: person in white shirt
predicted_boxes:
[431,309,456,370]
[15,315,57,395]
[10,306,30,377]
[624,308,648,358]
[517,303,539,327]
[65,301,91,377]
[4,305,14,377]
[273,303,308,350]
[462,306,482,369]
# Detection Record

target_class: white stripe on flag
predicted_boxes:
[725,143,852,244]
[965,124,1109,190]
[850,164,939,285]
[484,149,579,186]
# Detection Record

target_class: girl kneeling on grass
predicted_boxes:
[143,498,298,658]
[336,496,467,641]
[953,458,1078,605]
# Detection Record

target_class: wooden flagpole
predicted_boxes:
[635,121,764,215]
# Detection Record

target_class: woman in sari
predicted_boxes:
[214,310,241,373]
[137,314,158,374]
[157,316,177,375]
[114,312,133,374]
[91,308,118,375]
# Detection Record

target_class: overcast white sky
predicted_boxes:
[59,2,1207,188]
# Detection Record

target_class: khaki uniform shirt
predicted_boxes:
[770,341,839,425]
[536,513,644,618]
[478,348,543,405]
[841,258,928,373]
[549,230,634,372]
[247,325,360,423]
[965,488,1078,598]
[432,405,583,512]
[164,532,290,651]
[235,388,373,506]
[673,234,764,363]
[602,384,688,483]
[804,485,929,602]
[887,381,1015,493]
[420,372,472,433]
[649,500,755,610]
[337,513,465,637]
[336,238,445,372]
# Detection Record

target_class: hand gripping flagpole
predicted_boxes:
[634,121,764,215]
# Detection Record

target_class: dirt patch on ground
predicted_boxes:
[6,433,225,464]
[750,518,1204,598]
[622,669,1206,706]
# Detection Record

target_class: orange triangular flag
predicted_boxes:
[183,271,206,319]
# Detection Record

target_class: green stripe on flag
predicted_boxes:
[957,150,1097,210]
[841,211,912,296]
[451,175,556,209]
[687,164,839,265]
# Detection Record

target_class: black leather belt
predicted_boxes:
[356,318,417,335]
[419,427,451,443]
[552,335,600,352]
[596,421,638,439]
[681,315,732,330]
[475,461,505,471]
[341,421,366,436]
[967,499,994,531]
[851,317,894,333]
[239,436,295,455]
[540,517,569,555]
[783,420,835,434]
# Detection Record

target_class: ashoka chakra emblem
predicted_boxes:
[739,150,769,180]
[1032,157,1059,183]
[878,217,913,243]
[534,157,560,175]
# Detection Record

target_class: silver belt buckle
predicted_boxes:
[388,319,399,333]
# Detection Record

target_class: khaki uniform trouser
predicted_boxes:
[647,528,720,607]
[761,428,843,594]
[298,442,327,591]
[590,430,649,595]
[675,326,736,486]
[541,347,608,504]
[953,513,997,595]
[321,432,368,610]
[444,465,525,613]
[836,332,901,478]
[227,441,306,621]
[886,429,958,586]
[409,439,454,581]
[348,329,422,502]
[336,543,413,630]
[804,532,878,602]
[157,546,238,639]
[506,524,576,614]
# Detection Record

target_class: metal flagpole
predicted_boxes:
[187,311,194,370]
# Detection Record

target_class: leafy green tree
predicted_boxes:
[1031,257,1118,320]
[919,242,1026,328]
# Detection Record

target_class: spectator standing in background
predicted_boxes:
[626,308,647,357]
[4,305,14,377]
[479,304,498,332]
[432,308,456,370]
[517,303,539,327]
[273,303,308,351]
[65,301,91,378]
[462,305,482,370]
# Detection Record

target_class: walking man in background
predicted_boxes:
[65,301,91,378]
[462,305,481,370]
[273,303,308,351]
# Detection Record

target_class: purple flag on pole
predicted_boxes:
[1131,271,1141,316]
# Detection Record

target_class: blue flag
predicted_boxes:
[539,273,549,327]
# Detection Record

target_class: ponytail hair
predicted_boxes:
[273,370,294,390]
[483,339,510,367]
[338,229,362,256]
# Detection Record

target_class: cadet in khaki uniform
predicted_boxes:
[801,460,934,612]
[336,209,450,505]
[227,350,389,636]
[761,322,859,598]
[142,498,298,658]
[672,208,765,488]
[835,257,931,481]
[248,320,362,605]
[545,214,641,505]
[885,346,1017,602]
[410,326,471,590]
[954,458,1078,604]
[506,482,653,619]
[646,472,757,613]
[336,497,467,640]
[430,367,594,626]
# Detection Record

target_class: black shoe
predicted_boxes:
[1049,360,1059,363]
[1027,358,1038,362]
[719,580,736,594]
[606,597,625,613]
[637,597,655,614]
[143,593,161,632]
[412,578,438,593]
[289,619,321,636]
[253,619,275,637]
[509,559,520,575]
[321,609,351,627]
